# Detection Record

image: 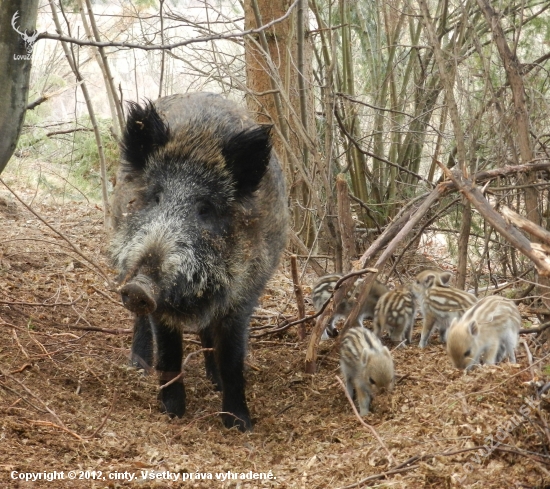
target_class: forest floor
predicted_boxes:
[0,166,549,488]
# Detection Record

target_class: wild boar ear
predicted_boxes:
[468,321,479,336]
[121,101,170,172]
[439,272,452,287]
[223,125,272,196]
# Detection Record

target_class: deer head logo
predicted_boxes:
[11,11,38,55]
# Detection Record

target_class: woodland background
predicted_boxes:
[12,0,550,297]
[0,0,550,487]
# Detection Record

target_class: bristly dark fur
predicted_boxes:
[222,125,272,196]
[122,101,170,171]
[110,93,288,431]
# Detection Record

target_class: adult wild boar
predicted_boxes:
[110,93,288,431]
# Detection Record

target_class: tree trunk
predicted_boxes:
[0,0,39,173]
[456,199,471,289]
[244,0,316,246]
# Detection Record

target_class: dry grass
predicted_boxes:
[0,179,549,489]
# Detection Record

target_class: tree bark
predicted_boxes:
[456,199,472,289]
[438,164,550,276]
[336,174,355,273]
[49,0,111,227]
[0,0,39,173]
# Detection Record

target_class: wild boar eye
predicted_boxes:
[197,201,215,218]
[369,377,376,385]
[464,349,471,357]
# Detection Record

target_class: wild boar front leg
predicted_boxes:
[214,311,252,432]
[199,327,222,390]
[419,314,437,348]
[130,315,154,371]
[155,319,185,418]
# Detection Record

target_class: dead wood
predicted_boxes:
[437,164,550,276]
[336,174,356,273]
[519,322,550,335]
[290,254,307,340]
[335,375,396,465]
[501,206,550,246]
[0,177,114,285]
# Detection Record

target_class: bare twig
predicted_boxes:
[37,0,300,51]
[251,268,377,338]
[0,294,83,307]
[83,391,116,439]
[290,254,307,340]
[0,368,67,428]
[0,178,114,285]
[90,285,122,306]
[9,363,33,375]
[27,420,83,441]
[12,329,30,359]
[69,325,132,335]
[159,349,214,390]
[520,338,535,381]
[335,375,396,465]
[519,321,550,335]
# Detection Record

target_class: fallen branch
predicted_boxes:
[335,375,396,465]
[46,127,93,137]
[343,185,447,334]
[83,391,116,439]
[501,206,550,246]
[519,322,550,335]
[357,187,445,268]
[251,268,378,339]
[69,325,132,335]
[0,294,83,307]
[159,349,214,390]
[0,178,114,286]
[436,164,550,276]
[336,445,546,489]
[290,254,307,340]
[27,420,83,442]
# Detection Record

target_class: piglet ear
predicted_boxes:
[423,273,436,288]
[439,272,452,287]
[468,321,479,336]
[222,125,272,196]
[121,101,170,172]
[360,348,369,367]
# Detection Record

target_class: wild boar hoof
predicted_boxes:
[222,410,252,432]
[159,382,186,418]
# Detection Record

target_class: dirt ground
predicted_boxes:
[0,173,549,489]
